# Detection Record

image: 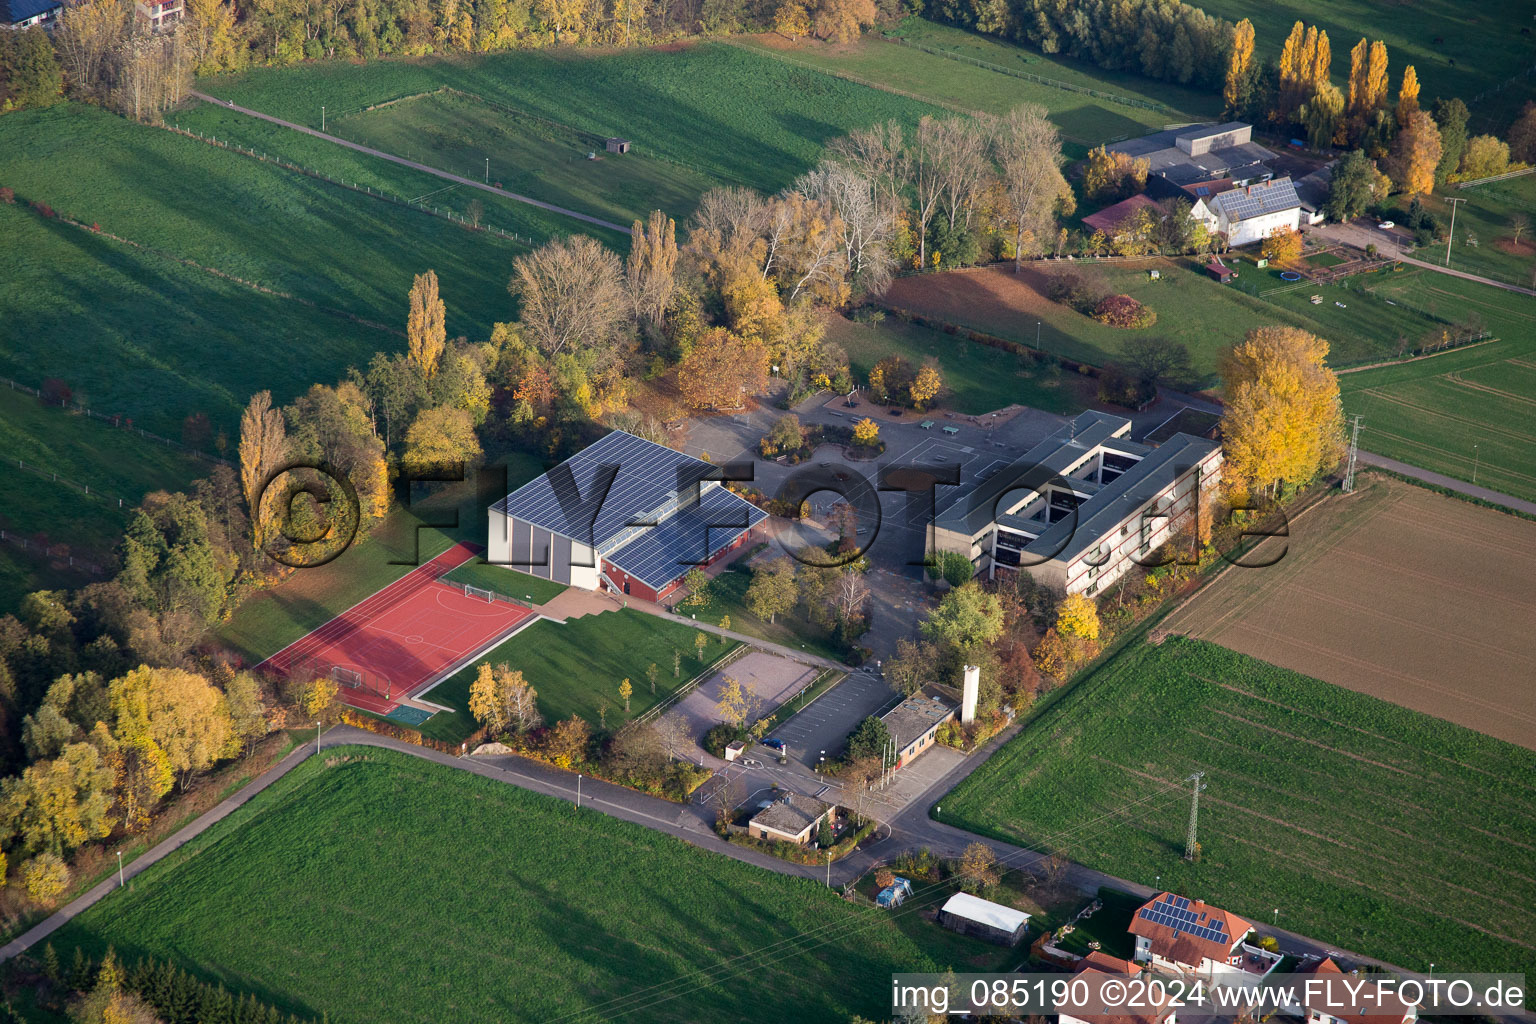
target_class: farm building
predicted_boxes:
[1204,262,1235,283]
[928,411,1221,596]
[748,792,830,845]
[1112,122,1275,190]
[1082,194,1161,242]
[1059,952,1175,1024]
[1,0,62,28]
[1204,177,1303,247]
[487,430,766,602]
[605,138,630,154]
[937,892,1030,946]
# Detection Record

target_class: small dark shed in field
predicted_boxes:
[606,138,631,154]
[1204,262,1235,283]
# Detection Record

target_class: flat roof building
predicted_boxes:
[880,687,958,768]
[1109,122,1276,189]
[488,430,766,603]
[929,411,1221,596]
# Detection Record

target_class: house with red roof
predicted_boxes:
[1129,892,1280,987]
[1058,951,1175,1024]
[1298,957,1418,1024]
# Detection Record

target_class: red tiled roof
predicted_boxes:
[1082,193,1160,235]
[1128,892,1250,968]
[1300,959,1417,1024]
[1062,959,1174,1024]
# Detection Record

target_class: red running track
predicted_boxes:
[256,544,534,715]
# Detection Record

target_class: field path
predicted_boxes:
[1358,451,1536,515]
[190,92,630,235]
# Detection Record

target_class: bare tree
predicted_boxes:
[907,117,949,268]
[627,208,678,329]
[991,105,1073,271]
[835,568,870,630]
[794,161,896,297]
[829,121,908,223]
[509,235,630,357]
[929,116,990,232]
[687,186,770,261]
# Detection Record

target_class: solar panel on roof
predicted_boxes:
[603,486,766,590]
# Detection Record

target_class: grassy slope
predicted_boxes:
[1407,176,1536,287]
[1344,270,1536,500]
[939,637,1536,976]
[0,106,532,425]
[195,42,948,194]
[825,313,1092,414]
[418,609,736,740]
[330,90,718,226]
[734,21,1220,153]
[53,748,958,1024]
[1188,0,1534,129]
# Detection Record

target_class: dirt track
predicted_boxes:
[1164,475,1536,750]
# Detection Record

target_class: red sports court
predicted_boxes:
[256,544,534,717]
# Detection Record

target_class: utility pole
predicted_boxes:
[1184,771,1206,861]
[1342,415,1363,493]
[485,157,489,184]
[1472,443,1480,484]
[577,773,583,809]
[321,106,325,132]
[1445,198,1466,266]
[117,850,124,888]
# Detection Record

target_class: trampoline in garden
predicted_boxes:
[1279,271,1303,281]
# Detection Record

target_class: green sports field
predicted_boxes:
[417,608,736,741]
[52,747,958,1023]
[195,42,947,195]
[938,637,1536,976]
[1343,271,1536,502]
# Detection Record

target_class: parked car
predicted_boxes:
[1377,220,1394,230]
[763,738,785,752]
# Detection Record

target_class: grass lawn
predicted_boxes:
[732,20,1219,152]
[197,42,947,195]
[938,637,1536,976]
[1405,177,1536,288]
[0,105,534,430]
[50,747,958,1024]
[826,312,1093,415]
[0,386,211,608]
[439,560,568,607]
[418,608,738,740]
[332,90,717,226]
[680,558,847,662]
[884,259,1445,385]
[1187,0,1535,130]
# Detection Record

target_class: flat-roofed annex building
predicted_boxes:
[487,430,766,602]
[928,412,1221,596]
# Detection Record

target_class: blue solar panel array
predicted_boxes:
[1138,895,1230,945]
[605,485,767,589]
[492,431,718,549]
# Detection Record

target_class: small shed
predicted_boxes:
[876,877,914,908]
[724,740,746,762]
[1204,262,1235,283]
[937,892,1030,946]
[605,138,631,154]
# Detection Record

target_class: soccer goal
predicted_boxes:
[331,665,364,689]
[464,583,497,603]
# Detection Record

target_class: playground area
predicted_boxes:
[256,544,536,718]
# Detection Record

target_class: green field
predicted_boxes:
[938,637,1536,976]
[885,259,1450,385]
[826,313,1091,414]
[418,608,736,741]
[196,42,947,195]
[332,90,718,226]
[0,105,550,431]
[734,21,1220,152]
[0,387,211,606]
[1409,176,1536,288]
[1342,270,1536,501]
[52,747,963,1023]
[1188,0,1536,129]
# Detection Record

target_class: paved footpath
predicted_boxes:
[1359,451,1536,516]
[189,92,629,235]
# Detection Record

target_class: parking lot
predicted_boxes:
[663,650,819,762]
[769,668,897,769]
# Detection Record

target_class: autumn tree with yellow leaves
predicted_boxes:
[1219,327,1346,496]
[237,390,286,549]
[407,270,447,380]
[678,327,769,410]
[1224,18,1255,113]
[1384,108,1442,195]
[1396,65,1420,128]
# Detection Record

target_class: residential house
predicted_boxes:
[2,0,62,29]
[1298,958,1418,1024]
[1059,951,1176,1024]
[747,792,830,845]
[1206,177,1303,247]
[1083,194,1162,248]
[135,0,183,28]
[1130,892,1281,992]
